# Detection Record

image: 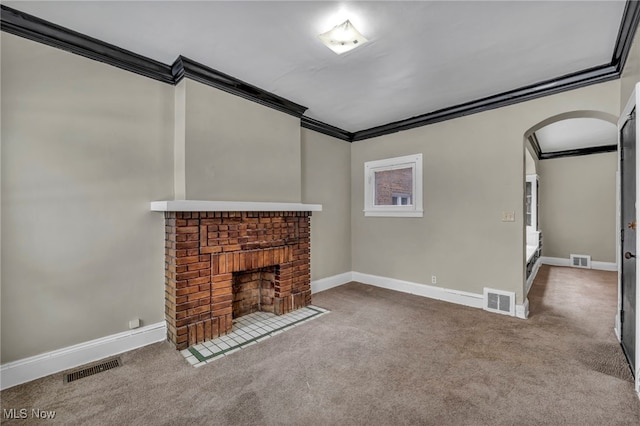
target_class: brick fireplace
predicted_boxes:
[163,210,313,350]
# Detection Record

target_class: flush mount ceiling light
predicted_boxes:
[318,19,368,54]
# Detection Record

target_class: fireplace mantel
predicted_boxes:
[150,200,322,212]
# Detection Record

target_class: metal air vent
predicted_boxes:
[64,358,122,383]
[570,254,591,269]
[483,288,515,316]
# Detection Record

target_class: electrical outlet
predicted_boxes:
[129,318,140,329]
[431,275,437,284]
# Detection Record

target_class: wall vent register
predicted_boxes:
[570,254,591,269]
[483,288,515,316]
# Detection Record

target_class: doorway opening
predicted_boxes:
[523,109,637,386]
[522,110,618,297]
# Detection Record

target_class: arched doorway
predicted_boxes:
[522,110,634,381]
[522,110,618,298]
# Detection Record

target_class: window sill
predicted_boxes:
[364,210,424,217]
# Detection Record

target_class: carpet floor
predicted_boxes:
[2,265,639,425]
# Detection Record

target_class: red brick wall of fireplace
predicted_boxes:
[164,211,311,350]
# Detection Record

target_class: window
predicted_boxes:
[364,154,423,217]
[525,174,538,231]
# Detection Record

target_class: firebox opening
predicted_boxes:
[232,266,277,319]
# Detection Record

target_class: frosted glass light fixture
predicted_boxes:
[318,19,368,54]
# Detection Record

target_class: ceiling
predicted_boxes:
[534,118,617,155]
[2,1,632,140]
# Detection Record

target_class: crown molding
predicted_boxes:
[351,64,619,142]
[0,5,307,119]
[529,121,617,161]
[0,5,174,84]
[2,1,638,142]
[171,56,307,118]
[528,133,543,160]
[612,0,640,72]
[301,117,353,142]
[539,144,617,160]
[351,0,639,142]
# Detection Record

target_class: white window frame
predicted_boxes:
[525,174,538,232]
[364,153,423,217]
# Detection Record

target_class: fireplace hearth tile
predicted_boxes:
[183,305,329,365]
[199,348,213,357]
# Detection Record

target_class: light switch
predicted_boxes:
[501,211,516,222]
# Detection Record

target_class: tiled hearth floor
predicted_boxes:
[181,306,329,367]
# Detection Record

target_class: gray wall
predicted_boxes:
[183,79,302,202]
[351,80,620,304]
[1,34,174,363]
[301,129,351,280]
[538,152,617,263]
[525,145,537,175]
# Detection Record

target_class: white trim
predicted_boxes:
[363,210,424,217]
[352,271,483,309]
[516,298,529,319]
[0,322,166,390]
[616,166,622,350]
[351,271,528,318]
[591,261,618,271]
[525,174,538,232]
[150,200,322,212]
[364,153,423,218]
[541,256,572,267]
[311,272,353,294]
[541,256,617,271]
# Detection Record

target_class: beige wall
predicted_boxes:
[301,130,351,280]
[525,144,537,175]
[183,79,302,202]
[621,26,640,111]
[0,35,340,364]
[351,80,620,304]
[1,34,175,362]
[537,152,617,263]
[0,22,632,365]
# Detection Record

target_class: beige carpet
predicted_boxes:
[2,265,639,425]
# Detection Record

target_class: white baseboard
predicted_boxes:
[0,321,166,391]
[591,261,618,271]
[541,257,571,267]
[516,298,529,319]
[352,272,529,319]
[541,257,617,271]
[311,272,353,294]
[352,271,484,309]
